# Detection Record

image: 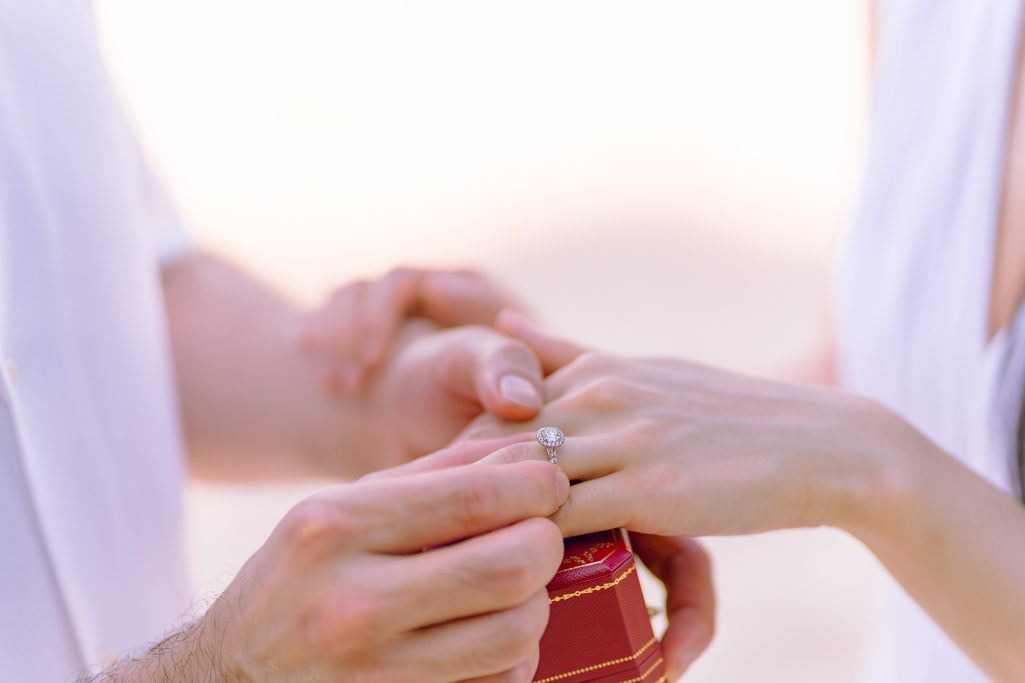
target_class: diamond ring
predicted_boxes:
[536,427,565,465]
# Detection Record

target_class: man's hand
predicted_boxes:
[301,267,526,392]
[89,454,569,683]
[163,254,537,480]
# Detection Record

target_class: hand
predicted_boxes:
[301,267,526,392]
[202,447,569,683]
[631,533,715,680]
[463,314,894,539]
[363,420,718,680]
[370,323,549,464]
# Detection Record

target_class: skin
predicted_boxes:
[89,3,1025,678]
[992,10,1025,341]
[372,434,718,681]
[89,451,570,683]
[160,254,543,479]
[88,253,701,682]
[300,267,530,392]
[447,311,1025,682]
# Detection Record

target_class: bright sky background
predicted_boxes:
[93,2,875,681]
[95,1,867,301]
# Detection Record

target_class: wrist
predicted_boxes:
[192,598,250,683]
[822,394,929,541]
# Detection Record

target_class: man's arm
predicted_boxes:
[77,620,232,683]
[78,456,568,682]
[162,252,374,480]
[162,252,544,480]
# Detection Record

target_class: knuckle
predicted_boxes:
[569,350,613,375]
[523,517,564,560]
[487,551,540,603]
[487,521,561,599]
[280,498,346,552]
[566,376,633,411]
[624,416,663,450]
[503,660,539,683]
[494,443,538,466]
[515,460,560,510]
[504,596,550,657]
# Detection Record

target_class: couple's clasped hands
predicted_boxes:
[198,269,895,683]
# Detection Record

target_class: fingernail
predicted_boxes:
[554,469,570,503]
[499,375,540,406]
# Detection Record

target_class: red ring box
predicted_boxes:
[534,529,666,683]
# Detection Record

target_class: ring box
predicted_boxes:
[534,529,666,683]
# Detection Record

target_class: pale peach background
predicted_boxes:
[93,2,885,680]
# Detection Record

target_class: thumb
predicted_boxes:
[495,308,586,375]
[439,326,545,421]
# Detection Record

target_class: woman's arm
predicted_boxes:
[462,315,1025,681]
[852,424,1025,682]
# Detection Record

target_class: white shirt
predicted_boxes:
[834,0,1025,680]
[0,1,191,679]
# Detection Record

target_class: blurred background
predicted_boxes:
[93,1,883,680]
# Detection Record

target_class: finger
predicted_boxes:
[352,461,570,553]
[300,283,368,393]
[358,268,423,368]
[631,534,716,679]
[476,437,623,482]
[549,474,636,537]
[440,327,544,420]
[392,518,562,630]
[362,434,535,481]
[495,308,585,375]
[391,588,549,681]
[459,649,540,683]
[419,270,523,327]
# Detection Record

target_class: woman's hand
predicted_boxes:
[631,533,716,680]
[301,267,526,392]
[370,323,547,465]
[457,312,1025,683]
[463,312,901,540]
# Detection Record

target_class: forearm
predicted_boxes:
[837,404,1025,681]
[78,617,239,683]
[162,252,383,480]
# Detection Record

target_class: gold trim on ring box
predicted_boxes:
[533,636,657,683]
[548,565,636,604]
[624,658,665,683]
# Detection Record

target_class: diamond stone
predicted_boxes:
[536,426,565,449]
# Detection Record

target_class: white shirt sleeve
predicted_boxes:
[131,135,192,264]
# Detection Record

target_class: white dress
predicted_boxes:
[0,1,191,679]
[833,0,1025,680]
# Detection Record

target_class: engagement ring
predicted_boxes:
[536,426,565,465]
